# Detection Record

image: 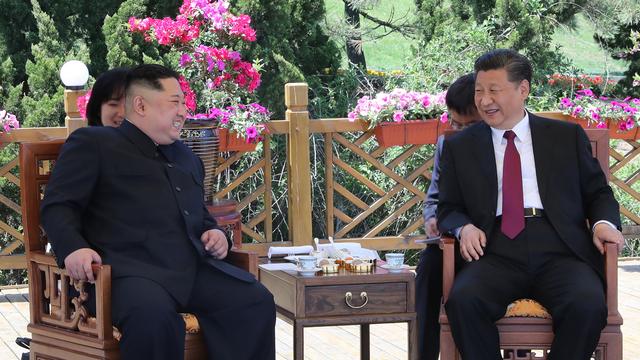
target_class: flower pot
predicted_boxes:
[373,119,439,147]
[606,121,638,140]
[570,116,639,140]
[218,128,258,152]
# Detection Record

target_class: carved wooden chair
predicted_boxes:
[20,140,258,360]
[439,128,623,360]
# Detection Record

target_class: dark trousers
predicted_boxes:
[444,217,606,360]
[112,263,276,360]
[415,245,443,360]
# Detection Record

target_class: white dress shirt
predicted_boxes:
[491,112,543,215]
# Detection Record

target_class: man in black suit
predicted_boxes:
[437,49,624,360]
[41,64,276,360]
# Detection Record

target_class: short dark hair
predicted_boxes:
[125,64,180,95]
[445,73,476,116]
[474,49,532,85]
[86,67,129,126]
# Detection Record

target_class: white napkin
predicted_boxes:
[318,242,380,260]
[259,263,298,271]
[267,245,314,259]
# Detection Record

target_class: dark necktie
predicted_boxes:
[501,130,524,239]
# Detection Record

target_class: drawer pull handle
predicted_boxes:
[345,291,368,309]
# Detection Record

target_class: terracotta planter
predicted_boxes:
[373,119,439,147]
[570,116,639,140]
[607,122,638,140]
[218,128,258,152]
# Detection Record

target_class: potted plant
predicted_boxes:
[198,103,270,152]
[558,89,640,140]
[348,88,447,147]
[129,0,269,149]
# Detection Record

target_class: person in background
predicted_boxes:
[438,49,624,359]
[416,73,481,360]
[86,67,129,127]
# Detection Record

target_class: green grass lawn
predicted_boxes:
[324,0,416,71]
[550,13,629,75]
[323,1,629,75]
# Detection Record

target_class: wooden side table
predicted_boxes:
[259,264,417,360]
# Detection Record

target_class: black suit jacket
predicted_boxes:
[437,114,620,278]
[41,121,254,305]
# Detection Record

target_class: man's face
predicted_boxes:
[129,78,186,145]
[474,68,529,130]
[448,109,481,130]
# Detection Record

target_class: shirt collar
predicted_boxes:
[490,111,530,144]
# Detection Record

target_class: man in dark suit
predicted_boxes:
[41,64,276,360]
[437,49,624,360]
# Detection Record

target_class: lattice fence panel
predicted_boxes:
[326,131,437,246]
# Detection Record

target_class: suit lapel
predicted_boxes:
[470,123,498,206]
[529,114,555,202]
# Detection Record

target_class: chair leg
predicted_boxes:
[440,326,458,360]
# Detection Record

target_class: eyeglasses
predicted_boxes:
[450,118,477,130]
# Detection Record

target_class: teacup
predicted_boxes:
[385,253,404,268]
[297,255,318,270]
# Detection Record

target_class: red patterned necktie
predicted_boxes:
[501,130,524,239]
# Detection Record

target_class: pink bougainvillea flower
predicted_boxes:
[440,112,448,123]
[76,90,92,119]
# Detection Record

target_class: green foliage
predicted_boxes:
[234,0,341,118]
[387,19,494,93]
[595,18,640,98]
[19,0,90,127]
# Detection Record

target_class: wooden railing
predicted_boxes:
[1,83,639,268]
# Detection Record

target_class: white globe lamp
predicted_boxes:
[59,60,89,90]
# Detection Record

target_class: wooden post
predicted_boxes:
[285,83,312,246]
[63,89,87,135]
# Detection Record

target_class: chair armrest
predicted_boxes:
[440,236,456,302]
[226,248,259,279]
[28,251,113,341]
[604,242,621,322]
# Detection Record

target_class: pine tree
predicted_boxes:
[20,0,90,128]
[103,0,164,68]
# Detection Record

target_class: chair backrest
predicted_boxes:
[19,140,65,254]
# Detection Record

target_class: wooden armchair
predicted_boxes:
[20,140,258,360]
[438,129,623,359]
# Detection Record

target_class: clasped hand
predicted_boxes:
[201,228,229,259]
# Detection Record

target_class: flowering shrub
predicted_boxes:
[128,0,268,142]
[546,73,616,95]
[0,109,20,134]
[348,89,447,129]
[558,89,639,132]
[76,90,92,119]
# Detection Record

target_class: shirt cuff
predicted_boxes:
[454,225,464,240]
[592,220,617,232]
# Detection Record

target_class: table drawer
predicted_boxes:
[305,282,407,316]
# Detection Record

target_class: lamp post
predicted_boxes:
[59,60,89,135]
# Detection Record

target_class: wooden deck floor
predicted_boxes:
[2,259,639,359]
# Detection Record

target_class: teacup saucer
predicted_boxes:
[297,267,321,276]
[380,264,410,272]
